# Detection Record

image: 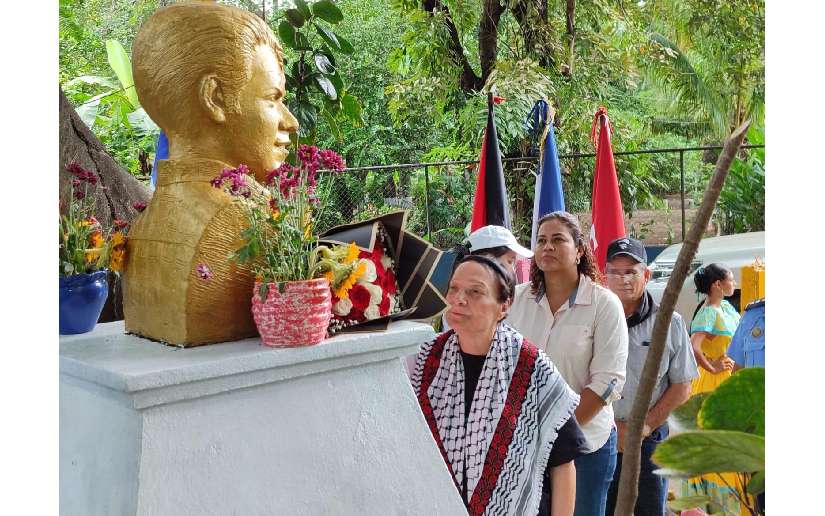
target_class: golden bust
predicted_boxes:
[124,1,298,346]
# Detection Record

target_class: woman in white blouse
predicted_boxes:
[506,211,628,516]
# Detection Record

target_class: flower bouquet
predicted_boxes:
[59,161,130,334]
[317,211,450,333]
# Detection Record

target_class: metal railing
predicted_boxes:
[313,143,765,249]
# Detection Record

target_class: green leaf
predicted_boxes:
[667,495,722,512]
[291,102,318,138]
[311,1,343,24]
[322,108,342,142]
[341,93,363,125]
[285,9,305,28]
[294,0,311,19]
[653,430,764,476]
[327,71,344,92]
[105,40,139,109]
[747,470,765,496]
[670,393,708,431]
[63,75,117,90]
[295,32,311,51]
[278,21,297,49]
[285,74,298,90]
[334,32,354,54]
[314,54,335,74]
[314,75,337,100]
[699,367,764,435]
[314,23,340,51]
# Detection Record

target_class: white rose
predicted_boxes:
[357,259,377,283]
[388,295,396,313]
[363,282,383,304]
[364,303,381,320]
[381,254,393,271]
[333,296,353,316]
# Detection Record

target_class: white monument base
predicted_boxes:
[60,321,465,516]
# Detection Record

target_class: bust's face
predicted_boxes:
[222,44,298,181]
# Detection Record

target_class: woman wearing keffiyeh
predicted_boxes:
[411,255,588,515]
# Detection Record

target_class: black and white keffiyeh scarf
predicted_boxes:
[411,323,579,516]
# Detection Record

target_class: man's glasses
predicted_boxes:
[605,269,644,282]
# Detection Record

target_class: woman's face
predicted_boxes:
[534,219,582,275]
[715,271,736,297]
[445,261,509,337]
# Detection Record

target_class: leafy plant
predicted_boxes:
[62,39,159,177]
[716,125,765,234]
[59,162,130,276]
[277,0,364,143]
[654,368,765,515]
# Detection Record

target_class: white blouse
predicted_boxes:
[506,274,628,452]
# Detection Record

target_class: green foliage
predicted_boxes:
[717,126,765,234]
[657,366,765,513]
[653,430,764,477]
[670,392,709,431]
[275,0,363,145]
[698,367,765,436]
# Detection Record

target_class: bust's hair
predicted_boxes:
[132,2,283,134]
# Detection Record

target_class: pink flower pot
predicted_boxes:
[251,278,332,348]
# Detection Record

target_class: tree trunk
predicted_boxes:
[59,87,152,322]
[612,120,751,515]
[479,1,506,88]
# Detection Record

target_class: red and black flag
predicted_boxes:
[471,93,511,231]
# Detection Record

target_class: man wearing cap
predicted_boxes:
[603,237,699,516]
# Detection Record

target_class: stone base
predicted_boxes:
[60,321,465,515]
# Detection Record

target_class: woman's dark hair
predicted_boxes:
[451,242,512,267]
[693,263,732,295]
[454,254,516,303]
[529,211,600,295]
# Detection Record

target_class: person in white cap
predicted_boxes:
[463,225,534,274]
[441,226,534,333]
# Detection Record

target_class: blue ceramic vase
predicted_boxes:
[59,270,109,335]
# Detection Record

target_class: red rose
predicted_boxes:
[383,269,398,295]
[349,284,371,311]
[348,306,365,322]
[379,293,390,316]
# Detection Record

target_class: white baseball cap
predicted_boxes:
[467,225,534,258]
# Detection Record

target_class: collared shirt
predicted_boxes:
[506,274,628,452]
[612,292,699,421]
[728,301,765,368]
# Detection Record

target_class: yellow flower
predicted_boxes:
[111,231,126,248]
[323,270,334,282]
[334,261,367,299]
[85,248,102,264]
[89,230,104,249]
[344,242,359,264]
[109,248,125,272]
[303,222,313,239]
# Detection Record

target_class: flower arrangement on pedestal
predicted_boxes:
[210,145,347,347]
[59,161,130,334]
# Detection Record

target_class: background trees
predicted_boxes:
[58,0,765,242]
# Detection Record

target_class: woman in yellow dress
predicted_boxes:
[684,263,747,514]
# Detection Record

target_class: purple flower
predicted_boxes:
[211,165,252,198]
[319,149,345,173]
[71,179,81,188]
[196,263,213,280]
[74,189,85,200]
[133,201,147,212]
[67,161,99,185]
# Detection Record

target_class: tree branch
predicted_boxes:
[422,0,483,92]
[478,0,506,88]
[612,120,751,515]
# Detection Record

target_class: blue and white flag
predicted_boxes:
[528,100,565,248]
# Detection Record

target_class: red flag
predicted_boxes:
[471,93,511,231]
[589,106,626,272]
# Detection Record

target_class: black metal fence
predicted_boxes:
[314,144,764,250]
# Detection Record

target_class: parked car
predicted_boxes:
[646,231,765,323]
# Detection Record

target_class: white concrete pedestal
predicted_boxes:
[60,321,465,516]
